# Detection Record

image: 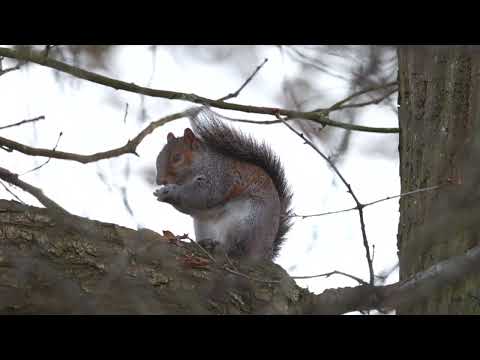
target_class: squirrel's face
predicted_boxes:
[156,128,202,186]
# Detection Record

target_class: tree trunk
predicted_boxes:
[397,46,480,314]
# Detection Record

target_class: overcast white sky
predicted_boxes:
[0,45,400,312]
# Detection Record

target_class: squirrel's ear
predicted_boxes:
[184,128,201,150]
[167,132,176,143]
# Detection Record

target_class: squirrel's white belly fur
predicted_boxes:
[193,200,252,245]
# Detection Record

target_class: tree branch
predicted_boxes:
[20,132,63,175]
[0,167,68,214]
[292,270,368,286]
[218,58,268,101]
[307,242,480,314]
[0,180,25,204]
[0,116,45,131]
[294,184,443,219]
[0,111,186,163]
[328,81,398,112]
[0,46,398,134]
[1,199,479,315]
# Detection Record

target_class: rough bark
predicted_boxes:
[2,198,480,314]
[397,46,480,314]
[0,200,307,314]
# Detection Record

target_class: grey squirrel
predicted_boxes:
[153,107,292,261]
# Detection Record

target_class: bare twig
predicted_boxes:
[185,234,278,284]
[20,132,63,176]
[294,184,443,219]
[292,270,368,286]
[0,46,398,134]
[285,46,350,82]
[275,112,375,285]
[0,116,45,131]
[223,118,281,125]
[223,266,280,284]
[218,58,268,101]
[330,87,398,112]
[328,81,398,112]
[375,263,399,283]
[185,235,216,263]
[0,111,187,163]
[0,180,25,204]
[123,103,129,123]
[293,206,358,219]
[363,184,441,207]
[0,166,68,214]
[119,186,134,218]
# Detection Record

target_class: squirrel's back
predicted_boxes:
[189,107,293,258]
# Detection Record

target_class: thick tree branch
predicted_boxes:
[308,242,480,314]
[0,46,398,134]
[0,199,479,315]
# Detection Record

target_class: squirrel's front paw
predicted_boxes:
[153,184,177,202]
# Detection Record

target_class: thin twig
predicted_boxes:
[285,46,350,82]
[223,252,239,272]
[218,58,268,101]
[364,184,442,208]
[0,116,45,131]
[275,112,375,285]
[292,206,358,219]
[292,270,368,286]
[330,87,398,112]
[0,111,187,163]
[0,46,398,134]
[185,235,216,263]
[123,103,129,123]
[224,118,281,125]
[20,132,63,176]
[293,184,443,219]
[0,166,69,214]
[186,234,278,284]
[0,180,25,204]
[375,263,399,283]
[223,266,280,284]
[328,81,398,112]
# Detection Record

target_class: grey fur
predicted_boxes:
[154,107,293,260]
[189,107,293,258]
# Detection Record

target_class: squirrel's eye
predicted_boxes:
[172,153,182,162]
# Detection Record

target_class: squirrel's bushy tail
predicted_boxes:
[188,106,293,258]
